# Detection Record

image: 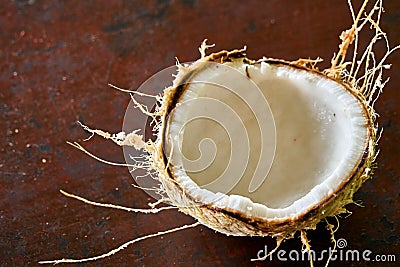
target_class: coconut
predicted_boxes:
[40,0,399,265]
[158,49,375,239]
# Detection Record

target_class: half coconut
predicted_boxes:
[155,48,375,238]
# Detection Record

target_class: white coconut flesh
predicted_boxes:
[164,60,368,220]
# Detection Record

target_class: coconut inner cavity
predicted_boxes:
[165,61,367,217]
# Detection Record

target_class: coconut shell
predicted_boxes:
[148,49,377,239]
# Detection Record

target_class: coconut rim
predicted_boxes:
[159,49,374,227]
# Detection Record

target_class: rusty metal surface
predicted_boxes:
[1,0,399,266]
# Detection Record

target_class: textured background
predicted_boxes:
[1,0,399,266]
